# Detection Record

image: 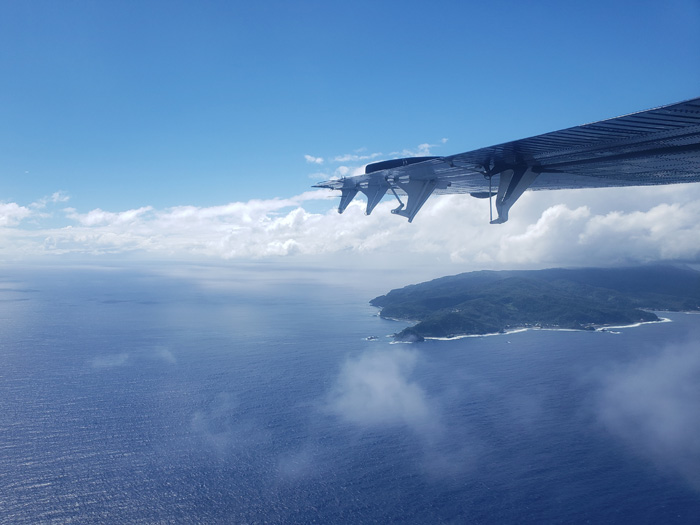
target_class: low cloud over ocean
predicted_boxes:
[2,183,700,271]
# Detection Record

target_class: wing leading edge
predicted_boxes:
[314,97,700,223]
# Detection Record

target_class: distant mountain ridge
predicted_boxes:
[370,266,700,341]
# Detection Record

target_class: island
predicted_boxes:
[370,265,700,341]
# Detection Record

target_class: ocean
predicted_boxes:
[1,264,699,524]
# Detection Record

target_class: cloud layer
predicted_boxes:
[2,183,700,268]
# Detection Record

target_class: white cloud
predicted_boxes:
[333,151,383,163]
[30,191,71,210]
[324,347,435,430]
[304,154,324,164]
[1,184,699,269]
[51,191,71,203]
[334,165,365,178]
[308,141,449,199]
[0,192,72,228]
[330,141,447,165]
[0,202,33,226]
[389,141,447,158]
[65,206,154,226]
[579,202,700,261]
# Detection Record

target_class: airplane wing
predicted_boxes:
[314,97,700,223]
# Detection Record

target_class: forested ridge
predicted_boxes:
[370,266,700,341]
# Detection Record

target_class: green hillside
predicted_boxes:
[370,266,700,341]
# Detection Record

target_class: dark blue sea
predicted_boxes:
[1,264,699,524]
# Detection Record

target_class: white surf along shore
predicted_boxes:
[377,310,677,343]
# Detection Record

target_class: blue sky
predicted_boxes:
[1,0,699,268]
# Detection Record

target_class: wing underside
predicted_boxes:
[314,97,700,223]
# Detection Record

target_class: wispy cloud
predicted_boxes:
[307,141,450,187]
[389,140,447,158]
[91,352,130,368]
[30,191,70,210]
[154,347,177,364]
[595,340,700,491]
[333,165,365,178]
[325,347,435,430]
[190,392,270,456]
[331,141,449,164]
[333,151,384,163]
[304,154,324,164]
[1,192,70,226]
[323,347,480,477]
